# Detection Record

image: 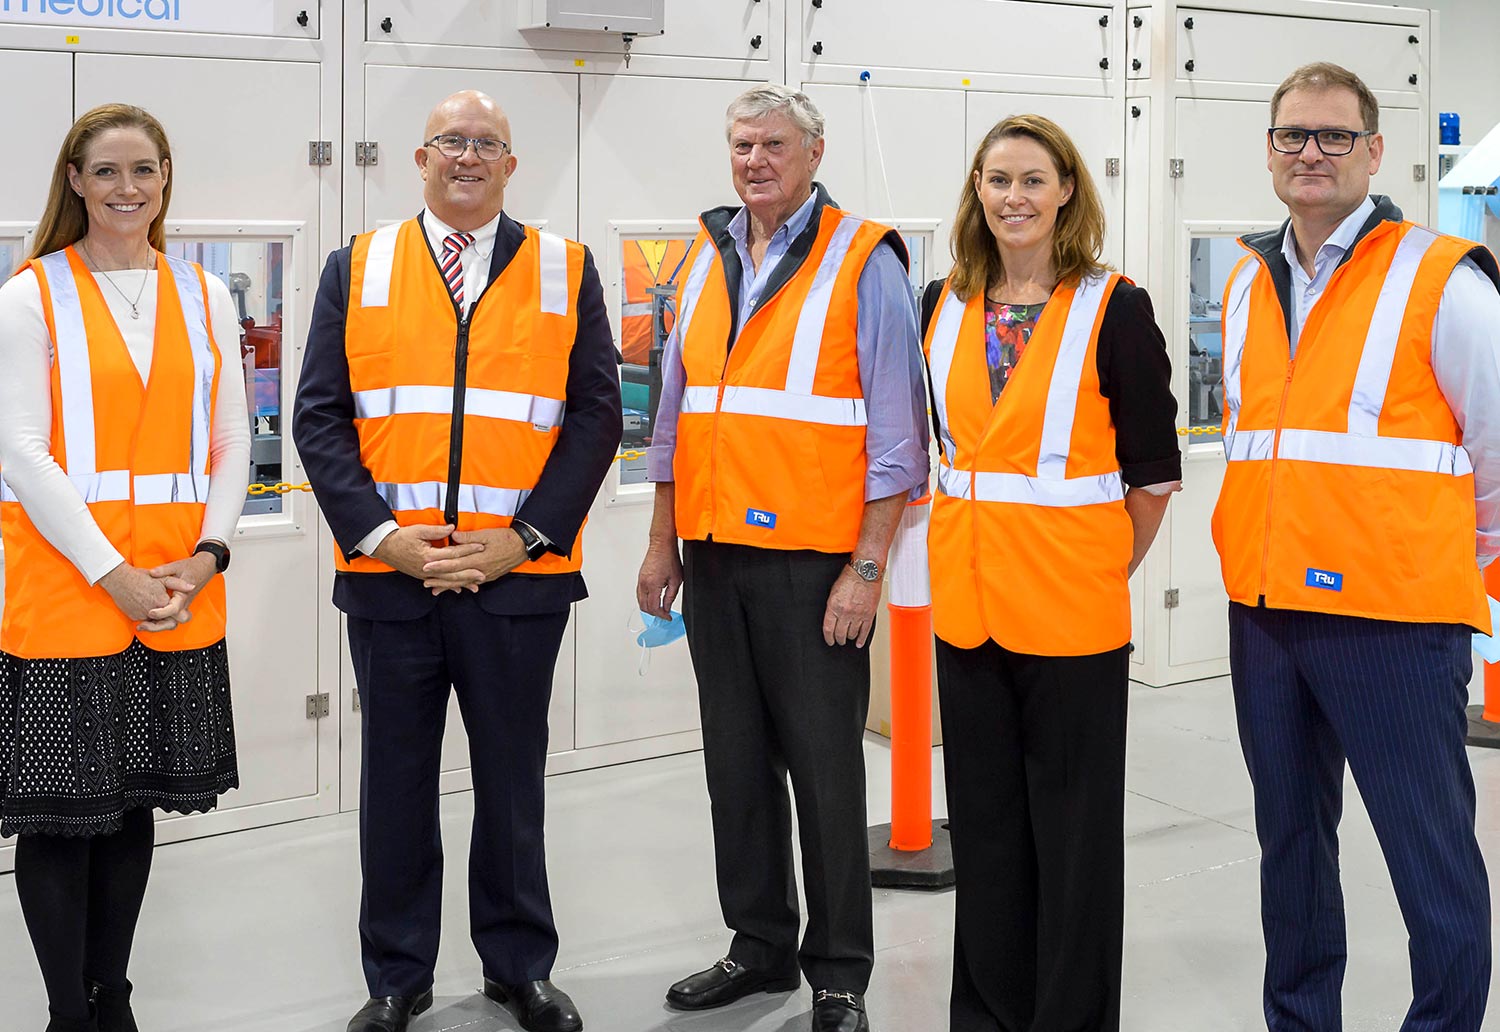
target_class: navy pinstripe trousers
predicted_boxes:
[1229,603,1491,1032]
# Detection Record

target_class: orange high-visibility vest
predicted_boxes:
[1,248,225,659]
[339,217,585,575]
[620,238,687,365]
[672,204,895,552]
[926,272,1134,656]
[1211,219,1492,631]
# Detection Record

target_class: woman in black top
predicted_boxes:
[920,114,1181,1032]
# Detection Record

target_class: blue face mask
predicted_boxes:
[637,611,686,648]
[634,610,686,675]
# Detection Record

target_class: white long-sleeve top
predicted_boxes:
[0,261,251,585]
[1283,196,1500,568]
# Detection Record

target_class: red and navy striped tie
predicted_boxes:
[440,231,474,309]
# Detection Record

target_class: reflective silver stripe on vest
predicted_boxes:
[936,462,1123,507]
[373,481,531,516]
[678,384,864,426]
[0,470,132,504]
[672,242,718,349]
[925,287,965,461]
[538,230,570,316]
[1038,273,1112,478]
[785,215,865,394]
[40,251,97,476]
[354,385,565,429]
[1220,255,1260,446]
[134,472,212,505]
[1277,428,1472,475]
[1348,226,1439,436]
[620,301,653,318]
[163,254,217,475]
[1223,428,1275,463]
[360,223,402,309]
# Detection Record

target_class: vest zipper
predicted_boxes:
[445,315,470,527]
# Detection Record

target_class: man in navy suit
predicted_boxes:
[294,90,620,1032]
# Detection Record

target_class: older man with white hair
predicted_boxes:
[636,84,928,1032]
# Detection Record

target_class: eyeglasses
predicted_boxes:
[424,134,510,162]
[1268,127,1374,156]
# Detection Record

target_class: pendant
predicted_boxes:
[130,306,140,320]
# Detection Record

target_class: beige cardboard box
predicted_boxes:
[866,580,943,744]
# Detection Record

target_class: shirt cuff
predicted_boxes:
[646,443,675,482]
[512,518,552,547]
[1134,481,1183,497]
[355,520,399,559]
[83,548,128,588]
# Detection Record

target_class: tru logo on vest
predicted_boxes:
[1305,568,1344,592]
[744,508,777,529]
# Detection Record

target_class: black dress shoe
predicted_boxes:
[665,957,801,1011]
[44,1011,98,1032]
[346,990,434,1032]
[812,989,870,1032]
[482,978,583,1032]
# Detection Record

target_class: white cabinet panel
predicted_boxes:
[0,51,80,227]
[1178,8,1423,94]
[1371,106,1427,224]
[801,0,1109,81]
[802,84,966,280]
[966,91,1124,270]
[75,53,327,814]
[1167,457,1229,669]
[362,65,579,237]
[368,0,770,62]
[76,54,322,224]
[1174,98,1288,225]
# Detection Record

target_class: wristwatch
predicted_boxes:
[848,557,881,582]
[512,521,548,562]
[193,540,231,573]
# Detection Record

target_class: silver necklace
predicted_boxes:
[80,240,152,320]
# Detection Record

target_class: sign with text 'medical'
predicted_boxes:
[0,0,275,35]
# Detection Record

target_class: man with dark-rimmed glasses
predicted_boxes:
[296,90,619,1032]
[1212,61,1500,1031]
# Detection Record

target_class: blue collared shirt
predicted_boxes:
[647,195,929,503]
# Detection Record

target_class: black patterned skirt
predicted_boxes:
[0,638,238,838]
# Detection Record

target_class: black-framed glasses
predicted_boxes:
[425,134,511,161]
[1268,127,1374,156]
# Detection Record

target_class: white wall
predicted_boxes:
[1429,0,1500,145]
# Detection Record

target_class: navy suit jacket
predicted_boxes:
[293,212,623,621]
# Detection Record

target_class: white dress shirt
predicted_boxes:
[0,261,251,585]
[1282,197,1500,567]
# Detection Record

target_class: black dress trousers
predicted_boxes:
[347,591,570,998]
[682,539,876,993]
[936,637,1131,1032]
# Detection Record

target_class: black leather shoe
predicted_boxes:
[812,989,870,1032]
[665,957,801,1011]
[346,990,434,1032]
[87,979,137,1032]
[482,978,583,1032]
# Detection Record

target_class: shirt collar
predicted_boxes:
[422,207,501,254]
[1281,194,1376,272]
[726,190,819,250]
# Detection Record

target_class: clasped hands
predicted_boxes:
[373,523,528,595]
[99,551,219,633]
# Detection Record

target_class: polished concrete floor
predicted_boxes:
[3,675,1500,1031]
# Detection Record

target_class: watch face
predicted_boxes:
[852,559,880,581]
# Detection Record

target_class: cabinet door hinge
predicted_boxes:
[1169,158,1185,179]
[355,141,380,166]
[1105,157,1122,177]
[1164,588,1181,609]
[308,141,332,166]
[305,693,331,719]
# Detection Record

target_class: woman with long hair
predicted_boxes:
[920,114,1180,1031]
[0,104,248,1032]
